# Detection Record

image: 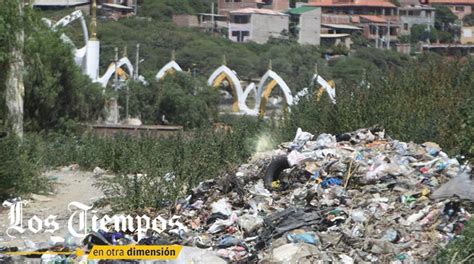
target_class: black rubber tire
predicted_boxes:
[264,155,290,190]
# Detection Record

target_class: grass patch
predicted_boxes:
[436,217,474,263]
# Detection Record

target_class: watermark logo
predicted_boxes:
[2,200,186,241]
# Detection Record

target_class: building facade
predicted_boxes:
[288,6,322,45]
[228,8,289,43]
[308,0,400,46]
[425,0,473,19]
[218,0,289,16]
[399,4,435,35]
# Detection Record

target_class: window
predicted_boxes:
[455,6,464,11]
[232,31,250,42]
[463,28,472,37]
[404,23,409,31]
[232,15,250,24]
[370,25,377,35]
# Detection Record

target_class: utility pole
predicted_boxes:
[375,25,379,49]
[386,20,391,49]
[113,47,119,124]
[134,0,138,15]
[125,82,129,121]
[134,43,140,80]
[211,2,215,32]
[114,47,119,91]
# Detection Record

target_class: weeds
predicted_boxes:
[435,218,474,263]
[0,136,48,200]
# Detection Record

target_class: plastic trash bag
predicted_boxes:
[289,128,314,151]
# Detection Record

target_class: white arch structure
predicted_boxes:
[256,70,294,116]
[51,10,89,69]
[97,57,134,88]
[312,74,336,104]
[242,82,258,115]
[205,65,336,116]
[243,82,257,100]
[156,61,183,80]
[207,65,250,113]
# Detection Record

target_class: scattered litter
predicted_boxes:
[3,127,472,263]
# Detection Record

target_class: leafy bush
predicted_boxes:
[118,73,219,128]
[0,5,105,132]
[140,0,215,21]
[463,13,474,27]
[0,136,48,200]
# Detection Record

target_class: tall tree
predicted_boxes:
[1,3,105,132]
[3,0,25,138]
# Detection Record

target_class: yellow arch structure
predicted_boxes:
[156,60,183,81]
[316,80,336,102]
[256,69,293,118]
[259,80,280,117]
[212,72,240,112]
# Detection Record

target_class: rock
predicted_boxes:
[93,167,106,177]
[30,194,52,202]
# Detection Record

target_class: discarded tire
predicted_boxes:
[264,155,290,189]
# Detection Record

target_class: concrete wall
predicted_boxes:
[321,14,352,24]
[228,22,252,42]
[173,14,199,28]
[250,14,289,44]
[272,0,290,11]
[396,43,412,54]
[400,9,435,35]
[298,8,322,45]
[461,26,474,44]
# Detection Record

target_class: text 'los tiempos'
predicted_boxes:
[2,200,186,241]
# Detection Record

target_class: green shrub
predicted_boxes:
[0,136,48,200]
[436,218,474,263]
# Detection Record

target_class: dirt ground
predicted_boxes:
[0,167,105,248]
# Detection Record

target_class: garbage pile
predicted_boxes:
[1,127,471,263]
[156,127,471,263]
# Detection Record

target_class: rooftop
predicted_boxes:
[102,3,133,11]
[320,33,351,38]
[322,23,363,30]
[428,0,474,4]
[230,8,287,16]
[33,0,89,6]
[287,6,319,15]
[309,0,397,8]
